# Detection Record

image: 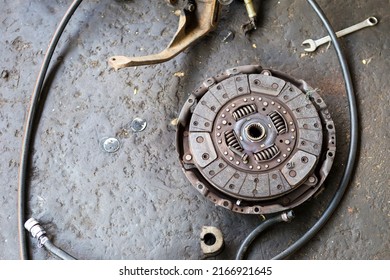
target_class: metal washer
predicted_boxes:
[100,137,120,153]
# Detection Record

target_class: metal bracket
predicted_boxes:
[109,0,221,70]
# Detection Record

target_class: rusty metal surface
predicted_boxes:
[0,0,389,260]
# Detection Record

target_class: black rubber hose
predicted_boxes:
[272,0,358,259]
[17,0,83,260]
[236,211,294,260]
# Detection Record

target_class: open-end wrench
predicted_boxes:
[302,17,378,52]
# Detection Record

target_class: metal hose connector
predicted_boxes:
[236,210,295,260]
[24,218,77,260]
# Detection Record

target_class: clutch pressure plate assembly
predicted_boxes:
[176,65,336,214]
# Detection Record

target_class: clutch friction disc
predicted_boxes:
[176,65,336,214]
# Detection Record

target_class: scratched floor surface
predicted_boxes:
[0,0,388,259]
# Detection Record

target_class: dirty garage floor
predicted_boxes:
[0,0,389,260]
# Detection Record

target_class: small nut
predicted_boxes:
[200,226,224,257]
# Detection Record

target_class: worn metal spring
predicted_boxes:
[254,145,279,161]
[225,130,243,152]
[269,111,287,134]
[232,104,257,121]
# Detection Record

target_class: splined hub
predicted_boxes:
[245,122,266,142]
[176,65,336,214]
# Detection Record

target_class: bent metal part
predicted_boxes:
[176,65,336,214]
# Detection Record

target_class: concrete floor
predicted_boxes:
[0,0,389,260]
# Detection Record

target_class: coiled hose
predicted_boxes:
[236,0,358,260]
[271,0,358,259]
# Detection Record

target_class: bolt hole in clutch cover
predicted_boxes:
[176,65,336,214]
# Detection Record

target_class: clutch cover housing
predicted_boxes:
[176,65,336,214]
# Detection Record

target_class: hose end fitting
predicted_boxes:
[24,218,48,247]
[281,210,295,222]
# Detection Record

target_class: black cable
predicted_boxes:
[18,0,83,260]
[271,0,358,259]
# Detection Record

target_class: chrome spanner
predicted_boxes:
[302,17,378,52]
